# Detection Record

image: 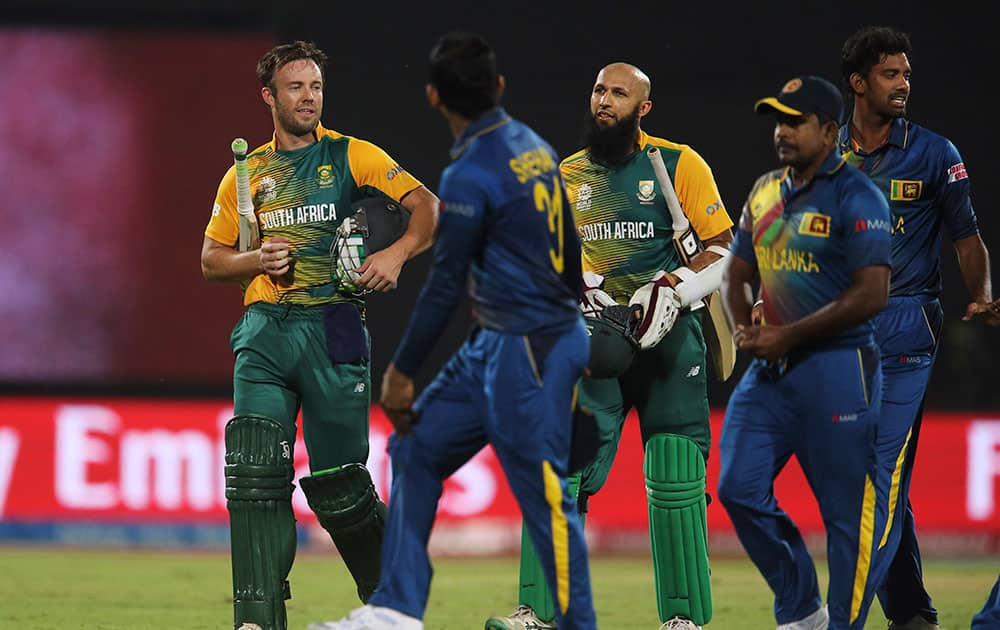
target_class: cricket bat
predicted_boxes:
[647,146,736,381]
[232,138,260,252]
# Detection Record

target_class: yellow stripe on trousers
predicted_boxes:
[542,460,570,614]
[879,428,913,549]
[851,475,877,623]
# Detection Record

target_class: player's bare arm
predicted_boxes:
[356,185,439,292]
[953,233,1000,325]
[740,265,891,362]
[380,363,416,435]
[721,253,756,335]
[201,235,264,282]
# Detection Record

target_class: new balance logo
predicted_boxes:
[353,382,366,393]
[686,365,701,378]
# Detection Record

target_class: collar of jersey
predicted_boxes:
[838,116,909,155]
[450,107,512,160]
[266,122,329,154]
[779,148,847,190]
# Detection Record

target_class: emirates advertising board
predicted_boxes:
[1,397,997,555]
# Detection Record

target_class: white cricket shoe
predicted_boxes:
[660,617,701,630]
[308,605,423,630]
[236,624,262,630]
[660,617,702,629]
[484,605,557,630]
[777,605,829,630]
[888,616,940,630]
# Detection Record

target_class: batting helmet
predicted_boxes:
[585,304,641,379]
[332,196,411,295]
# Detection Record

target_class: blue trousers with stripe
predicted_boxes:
[718,346,883,629]
[972,575,1000,629]
[870,296,942,625]
[368,322,597,629]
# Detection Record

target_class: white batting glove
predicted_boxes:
[628,271,681,349]
[581,271,617,317]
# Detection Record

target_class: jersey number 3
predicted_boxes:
[533,176,565,273]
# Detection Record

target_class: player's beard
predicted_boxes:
[583,105,641,166]
[275,96,320,137]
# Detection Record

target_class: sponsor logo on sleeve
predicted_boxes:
[211,202,221,217]
[386,164,405,181]
[798,211,830,238]
[441,200,476,217]
[854,218,892,233]
[705,200,723,215]
[890,179,923,201]
[947,162,968,183]
[832,413,859,423]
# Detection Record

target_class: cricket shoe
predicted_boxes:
[484,605,557,630]
[236,625,262,630]
[888,616,940,630]
[777,605,829,630]
[308,605,423,630]
[660,617,702,629]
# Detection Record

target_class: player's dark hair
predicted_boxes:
[427,31,499,119]
[841,26,912,94]
[816,111,837,128]
[257,40,328,91]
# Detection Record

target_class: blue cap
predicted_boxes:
[754,75,844,123]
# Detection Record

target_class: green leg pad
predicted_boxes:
[299,463,385,603]
[225,415,296,630]
[517,472,583,623]
[645,433,712,625]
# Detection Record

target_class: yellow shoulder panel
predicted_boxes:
[674,144,733,241]
[204,164,239,247]
[346,137,423,201]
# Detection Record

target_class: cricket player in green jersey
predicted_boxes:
[487,63,734,630]
[201,41,438,630]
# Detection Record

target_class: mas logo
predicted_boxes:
[798,211,830,238]
[317,165,334,187]
[890,179,922,201]
[637,180,656,204]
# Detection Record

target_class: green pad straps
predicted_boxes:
[645,433,712,625]
[299,463,386,603]
[225,415,296,630]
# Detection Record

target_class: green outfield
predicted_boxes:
[0,547,994,629]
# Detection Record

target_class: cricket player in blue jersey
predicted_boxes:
[839,26,1000,630]
[718,76,892,630]
[307,32,597,630]
[972,576,1000,629]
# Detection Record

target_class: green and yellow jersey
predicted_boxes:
[206,123,422,306]
[560,130,732,303]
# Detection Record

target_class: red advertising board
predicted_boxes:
[1,397,998,553]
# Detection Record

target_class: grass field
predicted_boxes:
[0,547,995,629]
